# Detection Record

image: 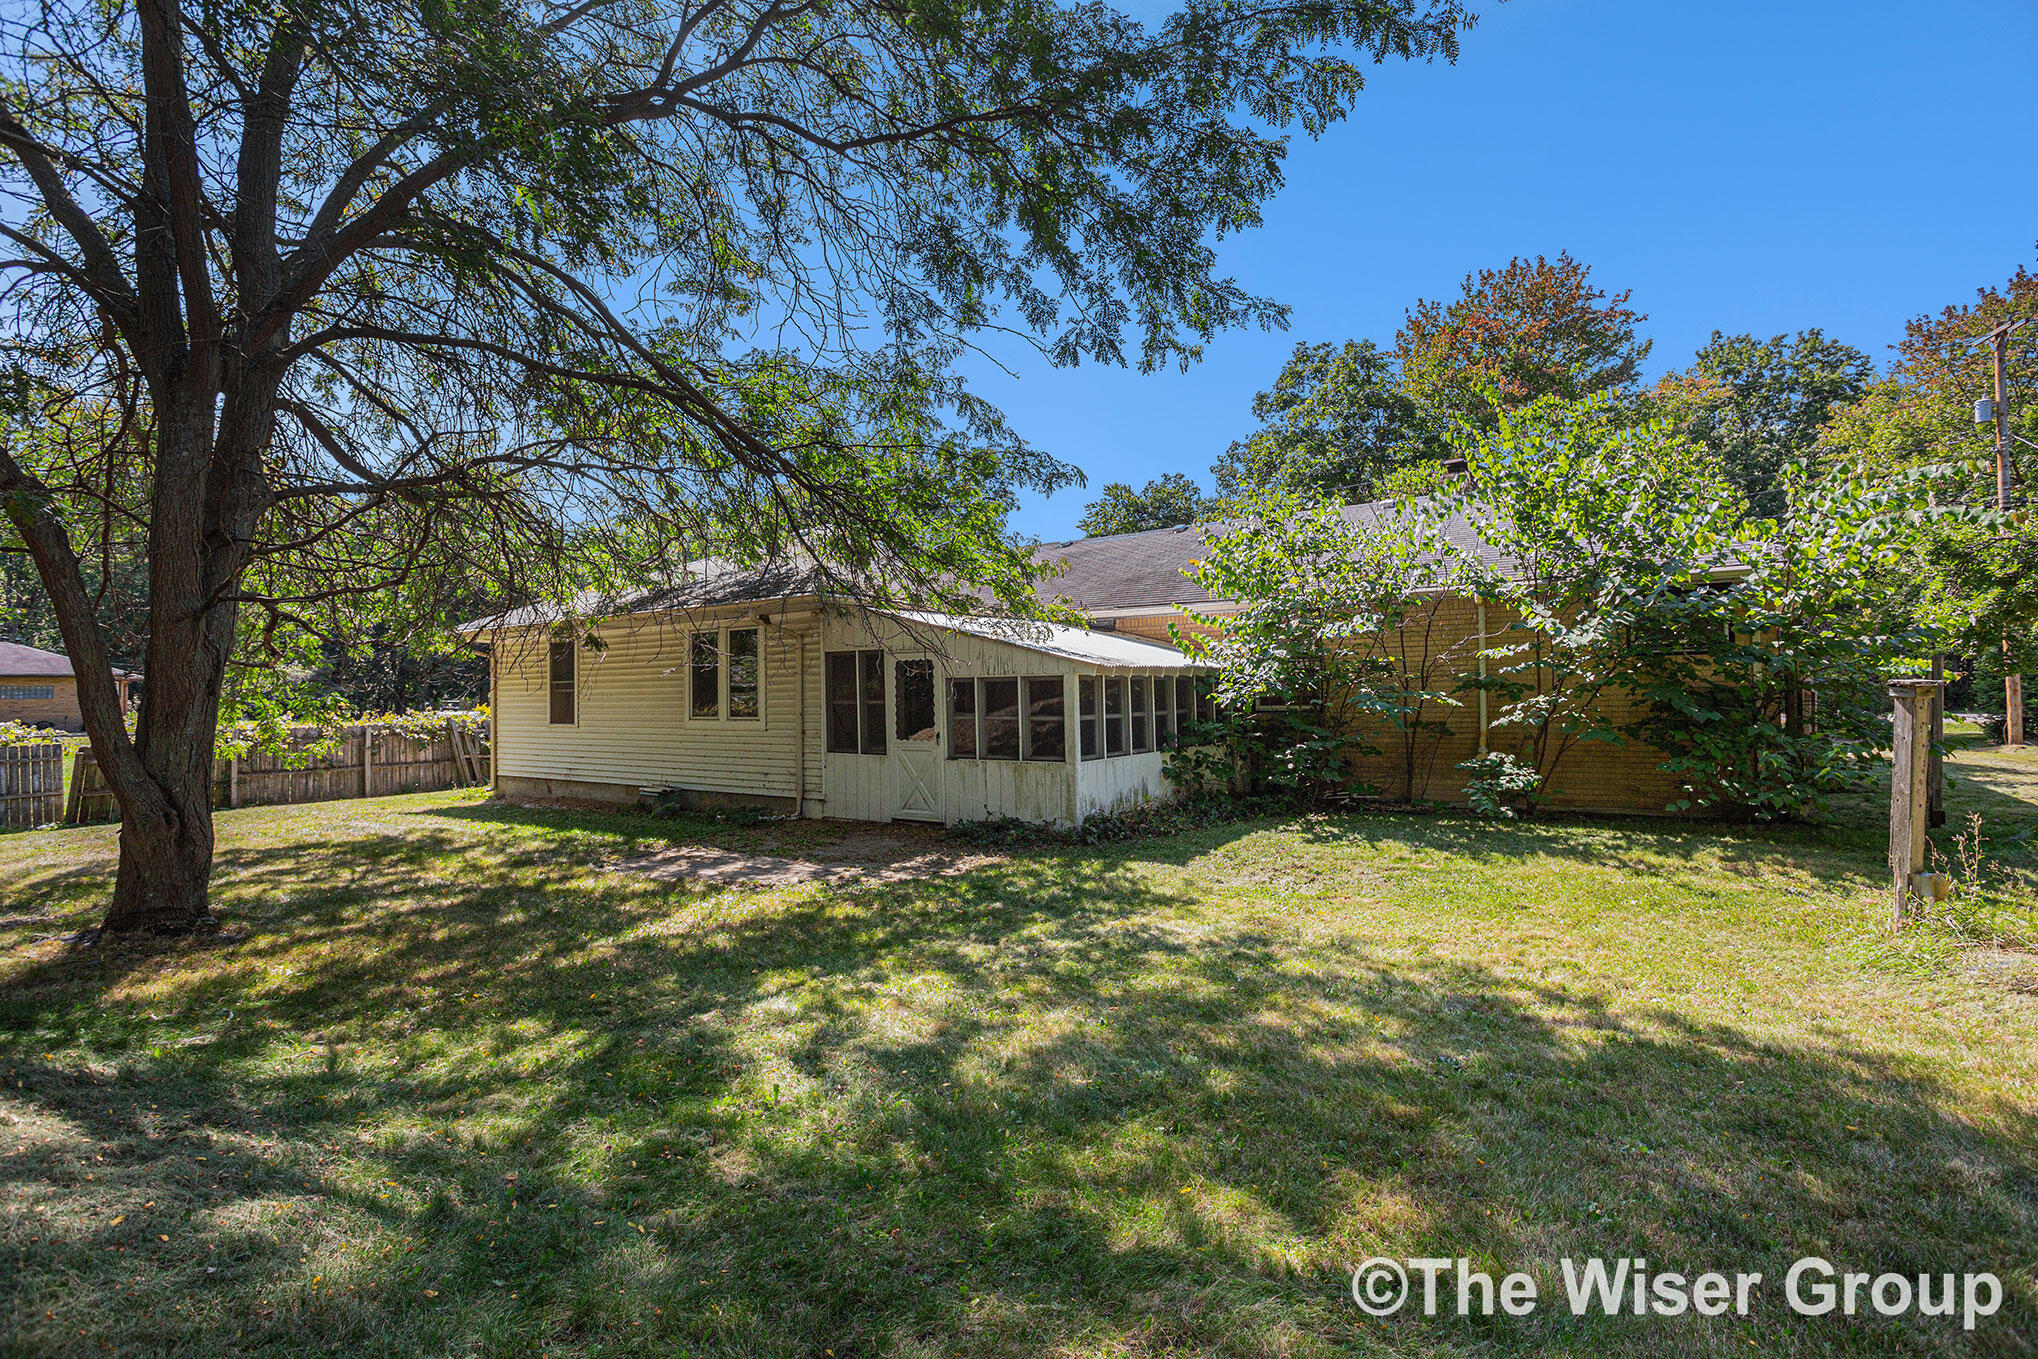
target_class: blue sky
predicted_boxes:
[965,0,2038,543]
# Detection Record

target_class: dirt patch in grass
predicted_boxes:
[617,829,1003,886]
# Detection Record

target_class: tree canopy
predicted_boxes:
[1208,338,1439,501]
[1660,329,1876,518]
[0,0,1477,929]
[1075,472,1209,537]
[1396,251,1650,430]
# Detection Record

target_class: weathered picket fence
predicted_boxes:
[0,742,64,829]
[60,719,490,825]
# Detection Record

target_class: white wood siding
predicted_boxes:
[495,608,816,800]
[492,604,1197,826]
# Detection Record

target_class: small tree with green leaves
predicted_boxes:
[1623,460,1969,819]
[1176,486,1458,802]
[1430,393,1745,812]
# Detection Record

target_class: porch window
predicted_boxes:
[1079,676,1100,761]
[689,632,720,718]
[1105,676,1126,755]
[727,627,760,719]
[1154,676,1175,749]
[826,652,859,752]
[826,650,886,753]
[981,677,1021,760]
[947,678,978,759]
[1177,675,1198,735]
[859,650,887,754]
[1024,676,1065,761]
[896,658,937,740]
[548,639,575,725]
[1130,677,1152,752]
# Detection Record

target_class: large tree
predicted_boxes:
[1208,337,1439,501]
[0,0,1475,931]
[1659,328,1875,519]
[1395,251,1649,430]
[1819,261,2038,729]
[1075,472,1208,537]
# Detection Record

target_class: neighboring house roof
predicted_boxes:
[888,611,1215,669]
[1033,495,1747,614]
[0,640,136,679]
[1032,498,1510,613]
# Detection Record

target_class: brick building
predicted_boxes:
[0,641,137,731]
[1032,502,1696,815]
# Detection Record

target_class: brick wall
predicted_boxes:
[0,677,83,730]
[1105,599,1695,816]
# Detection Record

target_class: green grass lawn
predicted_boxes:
[3,744,2036,1358]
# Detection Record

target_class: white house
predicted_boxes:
[466,566,1212,827]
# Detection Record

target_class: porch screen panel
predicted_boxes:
[981,677,1020,759]
[859,651,887,754]
[825,652,859,752]
[1024,676,1065,761]
[1154,676,1175,748]
[948,678,978,759]
[1130,677,1151,752]
[1176,676,1197,737]
[1104,676,1126,755]
[1079,676,1099,760]
[895,659,937,740]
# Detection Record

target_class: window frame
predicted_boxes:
[548,636,576,727]
[979,676,1021,761]
[947,676,979,760]
[1104,675,1127,756]
[1022,675,1067,762]
[824,649,888,753]
[687,624,765,724]
[1079,675,1100,761]
[0,683,57,702]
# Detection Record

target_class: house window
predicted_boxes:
[0,684,56,702]
[1104,676,1126,756]
[1177,675,1197,734]
[859,650,887,754]
[548,639,575,725]
[826,652,860,752]
[1079,676,1100,761]
[1025,676,1065,761]
[1155,676,1175,749]
[1131,677,1152,753]
[825,649,887,753]
[981,677,1021,760]
[896,658,937,741]
[727,627,760,719]
[689,632,720,719]
[947,678,978,759]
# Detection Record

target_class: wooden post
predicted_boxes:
[2009,667,2026,749]
[1928,656,1946,829]
[362,726,373,799]
[1889,678,1946,927]
[64,748,85,824]
[228,754,239,809]
[446,719,468,788]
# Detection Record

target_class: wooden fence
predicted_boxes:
[0,742,64,829]
[59,719,490,825]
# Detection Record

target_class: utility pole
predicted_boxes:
[1982,318,2028,747]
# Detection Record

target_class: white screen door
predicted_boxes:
[890,655,943,821]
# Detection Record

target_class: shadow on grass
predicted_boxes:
[1,804,2034,1356]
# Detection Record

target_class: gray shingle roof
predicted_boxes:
[1032,497,1509,613]
[0,641,77,677]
